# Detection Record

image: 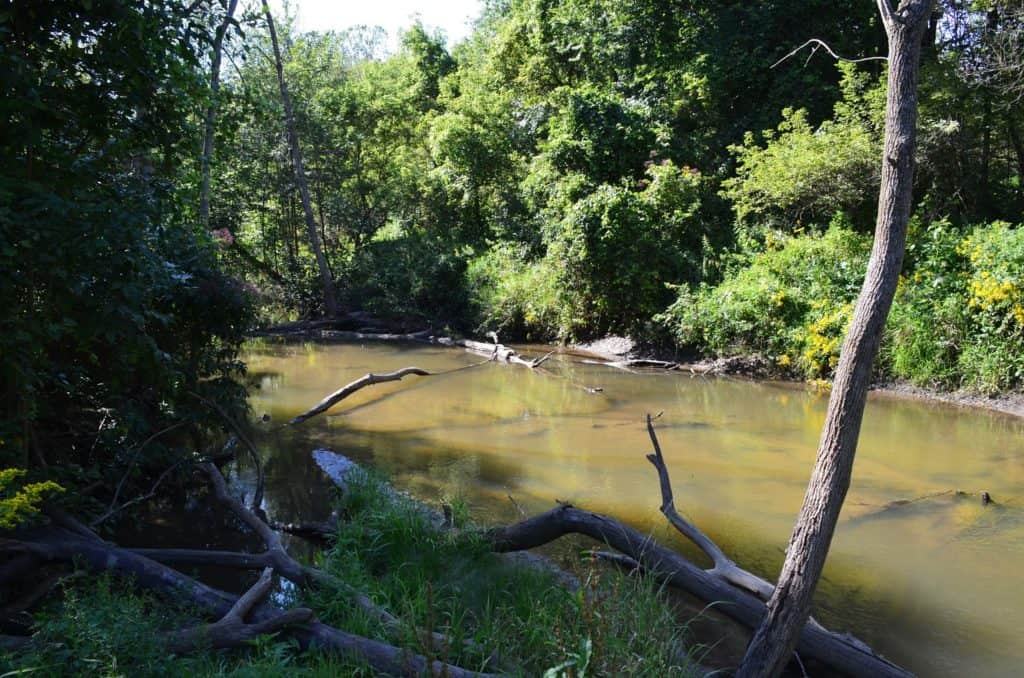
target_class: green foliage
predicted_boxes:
[0,468,62,529]
[5,576,184,676]
[722,63,884,234]
[664,217,1024,392]
[885,220,1024,392]
[0,574,369,676]
[544,162,705,337]
[0,1,251,485]
[659,222,870,378]
[343,226,470,323]
[466,244,564,341]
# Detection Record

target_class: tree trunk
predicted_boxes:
[1007,114,1024,205]
[198,0,238,229]
[261,0,340,318]
[736,2,934,676]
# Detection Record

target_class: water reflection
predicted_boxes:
[244,339,1024,677]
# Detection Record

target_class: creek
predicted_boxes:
[242,339,1024,677]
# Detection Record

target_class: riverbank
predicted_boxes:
[0,456,707,677]
[573,335,1024,420]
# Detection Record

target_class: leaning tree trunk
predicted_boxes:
[199,0,239,229]
[261,0,340,318]
[736,2,934,676]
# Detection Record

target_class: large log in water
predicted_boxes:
[487,505,908,677]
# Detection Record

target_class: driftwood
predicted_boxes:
[5,523,492,677]
[484,418,911,678]
[289,339,558,426]
[164,567,313,653]
[488,505,907,678]
[582,358,679,371]
[290,367,432,425]
[131,462,485,665]
[643,414,774,602]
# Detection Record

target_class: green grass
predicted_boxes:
[2,472,706,677]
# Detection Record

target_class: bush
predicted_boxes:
[659,221,870,378]
[885,220,1024,392]
[721,63,884,235]
[465,245,563,341]
[342,226,469,325]
[541,161,705,338]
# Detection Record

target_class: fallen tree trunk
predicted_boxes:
[164,566,313,653]
[6,525,493,677]
[487,505,908,678]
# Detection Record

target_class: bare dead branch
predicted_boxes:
[290,367,432,425]
[163,566,316,654]
[91,456,192,528]
[772,38,888,69]
[12,527,489,676]
[107,420,188,515]
[190,392,265,512]
[198,462,485,663]
[486,505,909,678]
[644,414,774,601]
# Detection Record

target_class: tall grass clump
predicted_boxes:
[311,471,705,676]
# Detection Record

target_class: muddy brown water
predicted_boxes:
[240,339,1024,677]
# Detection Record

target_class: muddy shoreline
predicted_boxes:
[572,335,1024,420]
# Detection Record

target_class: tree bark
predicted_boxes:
[261,0,340,318]
[736,3,934,676]
[198,0,238,229]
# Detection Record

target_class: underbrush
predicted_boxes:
[658,220,870,379]
[1,473,704,677]
[659,218,1024,393]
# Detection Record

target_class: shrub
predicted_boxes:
[542,161,705,338]
[722,62,884,235]
[465,244,563,341]
[659,221,870,378]
[885,220,1024,392]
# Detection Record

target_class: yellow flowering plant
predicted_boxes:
[0,468,63,530]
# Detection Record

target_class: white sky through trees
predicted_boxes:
[270,0,484,51]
